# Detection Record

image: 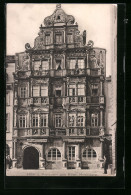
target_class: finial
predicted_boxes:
[56,4,61,9]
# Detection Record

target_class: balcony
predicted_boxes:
[49,129,66,136]
[17,71,31,78]
[18,128,49,137]
[67,96,86,104]
[67,69,86,76]
[32,70,49,77]
[66,128,86,136]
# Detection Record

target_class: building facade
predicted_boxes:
[6,55,15,160]
[13,4,107,169]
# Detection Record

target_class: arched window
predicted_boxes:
[6,144,10,156]
[83,148,97,161]
[48,148,61,161]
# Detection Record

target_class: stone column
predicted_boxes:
[76,144,81,169]
[40,143,45,169]
[62,142,67,169]
[100,110,103,127]
[100,81,103,96]
[63,142,66,159]
[12,139,17,168]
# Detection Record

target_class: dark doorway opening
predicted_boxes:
[23,147,39,169]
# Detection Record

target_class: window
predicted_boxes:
[67,34,73,43]
[78,59,84,69]
[32,114,39,127]
[48,148,61,160]
[69,114,76,127]
[34,61,41,70]
[6,113,9,132]
[6,92,10,105]
[68,146,75,161]
[78,84,85,96]
[91,84,98,96]
[20,87,27,98]
[69,85,76,96]
[40,114,48,127]
[45,34,51,45]
[55,90,61,97]
[69,129,75,134]
[83,148,97,161]
[42,60,49,70]
[55,34,62,44]
[55,114,62,128]
[41,86,48,96]
[77,113,85,127]
[91,113,98,127]
[56,59,62,70]
[19,115,26,128]
[32,86,39,97]
[69,59,76,69]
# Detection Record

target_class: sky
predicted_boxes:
[6,4,117,76]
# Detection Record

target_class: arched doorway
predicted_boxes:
[23,147,39,169]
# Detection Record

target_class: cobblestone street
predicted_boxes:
[6,168,115,176]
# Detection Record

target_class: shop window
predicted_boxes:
[55,114,62,128]
[19,114,26,128]
[68,146,75,161]
[42,60,49,70]
[20,87,27,98]
[78,84,85,96]
[48,148,61,160]
[78,59,84,69]
[91,113,98,127]
[91,84,98,96]
[34,61,41,70]
[83,148,97,161]
[69,59,76,69]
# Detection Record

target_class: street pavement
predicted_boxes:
[6,168,115,176]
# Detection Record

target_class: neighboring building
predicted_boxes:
[13,4,108,169]
[6,55,15,160]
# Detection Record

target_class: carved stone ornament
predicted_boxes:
[87,40,94,48]
[25,43,32,50]
[44,4,75,26]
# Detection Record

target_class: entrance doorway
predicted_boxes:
[23,147,39,169]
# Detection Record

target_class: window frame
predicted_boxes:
[69,113,76,127]
[55,33,62,44]
[69,59,76,69]
[67,33,73,44]
[68,146,76,161]
[41,59,49,70]
[78,59,85,69]
[20,87,27,98]
[19,114,26,128]
[45,34,51,45]
[77,113,85,127]
[91,113,99,127]
[47,148,61,161]
[34,60,41,70]
[78,84,85,96]
[55,114,62,128]
[40,114,48,127]
[32,114,39,127]
[82,148,97,161]
[91,84,99,96]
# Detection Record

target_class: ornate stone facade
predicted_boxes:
[12,4,109,170]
